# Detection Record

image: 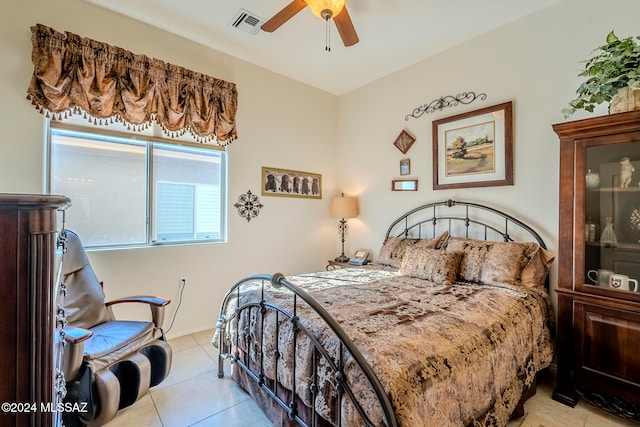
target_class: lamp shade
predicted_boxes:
[330,195,358,219]
[306,0,347,19]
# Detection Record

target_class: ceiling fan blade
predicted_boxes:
[261,0,307,33]
[333,6,359,47]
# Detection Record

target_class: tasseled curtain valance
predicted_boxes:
[27,24,238,146]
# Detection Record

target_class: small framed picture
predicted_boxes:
[400,158,410,176]
[392,179,418,191]
[393,130,416,154]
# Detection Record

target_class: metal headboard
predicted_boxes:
[384,199,547,249]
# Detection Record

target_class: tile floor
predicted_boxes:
[104,328,638,427]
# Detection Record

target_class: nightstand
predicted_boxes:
[326,260,353,270]
[326,260,383,270]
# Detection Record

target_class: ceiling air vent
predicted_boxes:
[230,9,264,35]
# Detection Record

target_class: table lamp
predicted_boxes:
[330,193,359,262]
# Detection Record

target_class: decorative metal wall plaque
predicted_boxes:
[405,91,487,120]
[234,190,264,222]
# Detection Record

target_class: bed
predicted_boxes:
[215,199,555,427]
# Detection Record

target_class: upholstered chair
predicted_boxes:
[60,230,172,426]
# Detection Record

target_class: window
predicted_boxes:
[48,125,227,248]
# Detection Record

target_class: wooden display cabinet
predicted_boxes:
[553,110,640,420]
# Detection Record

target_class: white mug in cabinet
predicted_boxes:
[609,273,639,292]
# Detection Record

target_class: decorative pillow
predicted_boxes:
[445,237,538,286]
[377,231,449,268]
[520,246,555,292]
[414,230,450,249]
[399,247,462,285]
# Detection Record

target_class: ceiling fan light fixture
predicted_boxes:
[306,0,347,20]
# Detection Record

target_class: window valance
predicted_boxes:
[27,24,238,146]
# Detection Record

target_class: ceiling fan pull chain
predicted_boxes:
[325,17,331,52]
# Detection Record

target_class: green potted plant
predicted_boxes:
[563,31,640,118]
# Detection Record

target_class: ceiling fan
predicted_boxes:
[261,0,359,48]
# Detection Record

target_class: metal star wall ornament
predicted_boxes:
[234,190,264,222]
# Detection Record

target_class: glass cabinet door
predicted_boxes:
[583,141,640,296]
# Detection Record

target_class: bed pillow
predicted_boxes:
[445,237,538,286]
[377,231,449,268]
[520,246,555,292]
[399,246,463,285]
[414,231,450,249]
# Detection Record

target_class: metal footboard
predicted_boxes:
[216,273,397,427]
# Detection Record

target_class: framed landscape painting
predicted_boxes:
[432,101,513,190]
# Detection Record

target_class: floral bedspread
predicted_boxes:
[223,268,555,427]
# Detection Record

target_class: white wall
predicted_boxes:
[337,0,640,312]
[0,0,339,337]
